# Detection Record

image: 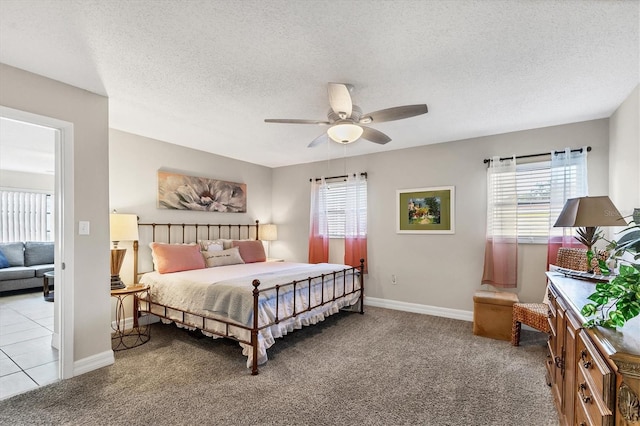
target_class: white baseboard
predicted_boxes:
[73,350,114,376]
[111,314,159,330]
[364,296,473,322]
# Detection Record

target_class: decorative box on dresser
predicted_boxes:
[546,272,640,426]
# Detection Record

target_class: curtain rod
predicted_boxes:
[310,172,368,182]
[482,146,591,164]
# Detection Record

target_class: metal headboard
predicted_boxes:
[133,220,260,283]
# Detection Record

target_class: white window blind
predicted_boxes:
[516,162,551,241]
[0,191,52,242]
[325,179,367,238]
[491,159,585,243]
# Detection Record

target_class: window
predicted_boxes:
[0,190,53,242]
[324,179,367,238]
[516,161,551,242]
[492,159,586,243]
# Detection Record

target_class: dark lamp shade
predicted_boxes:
[553,196,626,227]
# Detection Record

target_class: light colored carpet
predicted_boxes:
[1,306,557,425]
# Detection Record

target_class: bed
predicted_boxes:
[133,221,364,375]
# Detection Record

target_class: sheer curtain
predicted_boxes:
[482,156,518,288]
[0,191,50,242]
[308,178,329,263]
[546,147,589,267]
[344,174,368,272]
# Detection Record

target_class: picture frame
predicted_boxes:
[157,171,247,213]
[396,186,455,234]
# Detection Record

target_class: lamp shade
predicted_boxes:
[109,213,139,242]
[327,124,363,144]
[259,224,278,241]
[553,196,626,227]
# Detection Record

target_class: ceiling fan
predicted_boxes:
[264,83,428,147]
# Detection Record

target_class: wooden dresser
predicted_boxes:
[546,272,640,426]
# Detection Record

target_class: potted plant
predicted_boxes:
[581,212,640,329]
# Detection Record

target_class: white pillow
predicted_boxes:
[202,247,245,267]
[198,239,225,251]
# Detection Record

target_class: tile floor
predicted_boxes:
[0,291,59,400]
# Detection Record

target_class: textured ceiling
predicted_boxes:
[0,0,638,169]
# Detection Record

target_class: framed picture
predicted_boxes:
[396,186,455,234]
[157,171,247,212]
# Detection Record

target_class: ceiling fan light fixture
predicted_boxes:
[327,123,363,144]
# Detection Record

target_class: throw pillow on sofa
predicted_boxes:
[24,242,54,266]
[0,250,9,268]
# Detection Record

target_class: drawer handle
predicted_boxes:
[547,309,552,317]
[579,349,592,369]
[578,383,592,404]
[579,423,586,426]
[554,356,564,369]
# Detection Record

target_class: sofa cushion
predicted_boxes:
[0,242,25,267]
[24,242,54,266]
[33,265,55,277]
[0,266,35,281]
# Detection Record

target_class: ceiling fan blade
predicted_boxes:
[328,83,353,118]
[265,119,330,125]
[361,126,391,145]
[361,104,428,123]
[308,133,329,148]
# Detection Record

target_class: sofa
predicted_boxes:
[0,241,54,293]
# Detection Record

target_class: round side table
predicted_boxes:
[43,271,55,302]
[110,284,151,351]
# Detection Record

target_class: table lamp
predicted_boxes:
[110,213,139,289]
[259,223,278,258]
[554,196,626,272]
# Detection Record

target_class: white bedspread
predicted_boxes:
[140,262,361,367]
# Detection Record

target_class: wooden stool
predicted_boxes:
[473,290,519,341]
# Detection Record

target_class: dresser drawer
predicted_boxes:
[574,395,590,426]
[577,331,615,407]
[576,366,613,426]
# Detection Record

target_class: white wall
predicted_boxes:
[0,64,111,366]
[272,119,609,311]
[108,129,273,284]
[609,84,640,218]
[0,170,54,192]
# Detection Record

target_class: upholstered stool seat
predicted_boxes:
[511,302,550,346]
[473,290,520,341]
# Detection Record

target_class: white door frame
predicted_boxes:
[0,106,75,380]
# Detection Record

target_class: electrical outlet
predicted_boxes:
[391,274,397,285]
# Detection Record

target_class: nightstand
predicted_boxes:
[266,258,284,262]
[110,284,151,351]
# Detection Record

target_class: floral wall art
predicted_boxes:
[157,171,247,212]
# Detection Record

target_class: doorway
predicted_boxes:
[0,107,74,398]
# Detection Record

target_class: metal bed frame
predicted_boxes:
[133,220,364,375]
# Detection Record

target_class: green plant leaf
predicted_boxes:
[609,311,626,327]
[581,303,597,316]
[597,259,610,275]
[587,294,608,305]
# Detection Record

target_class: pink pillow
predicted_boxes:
[232,240,266,263]
[150,243,205,274]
